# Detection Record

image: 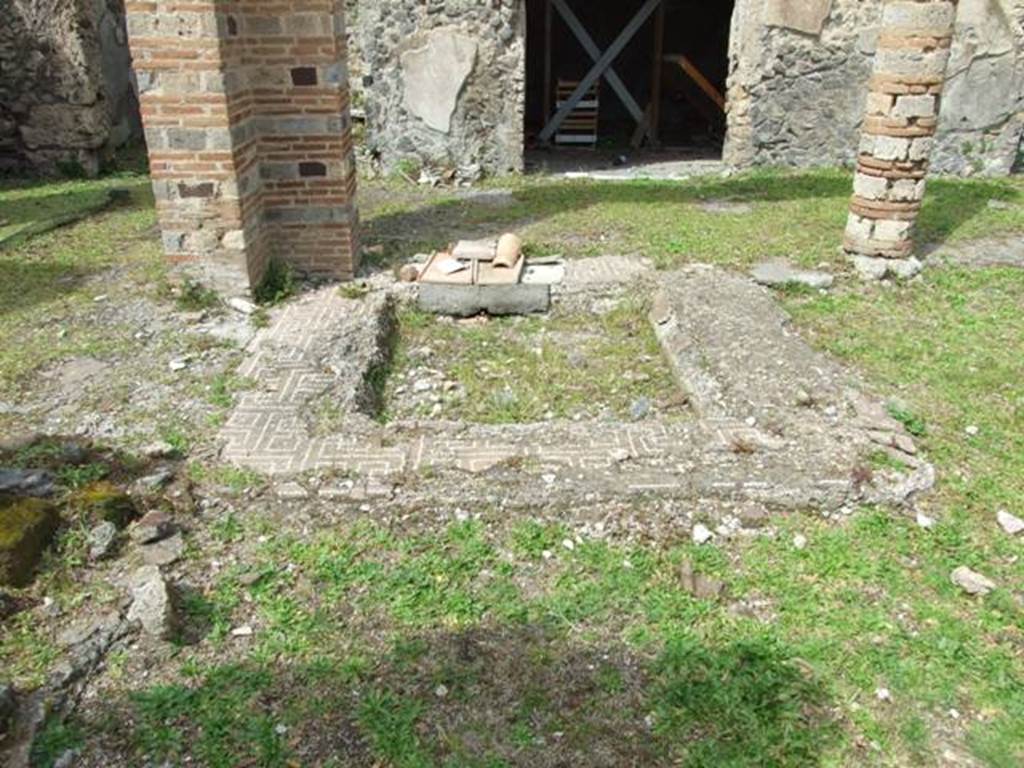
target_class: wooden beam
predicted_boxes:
[648,1,666,147]
[630,102,654,148]
[543,0,553,124]
[540,0,662,143]
[664,54,726,112]
[550,0,646,125]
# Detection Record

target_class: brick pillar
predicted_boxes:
[843,0,958,279]
[126,1,358,296]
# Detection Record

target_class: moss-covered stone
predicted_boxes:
[0,497,59,587]
[68,481,135,528]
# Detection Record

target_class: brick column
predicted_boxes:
[843,0,959,279]
[126,1,358,296]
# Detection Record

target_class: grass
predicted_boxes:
[360,168,1024,272]
[1,167,1023,766]
[0,174,161,397]
[382,297,682,423]
[70,507,1023,765]
[253,258,296,305]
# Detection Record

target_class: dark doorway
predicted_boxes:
[524,0,735,159]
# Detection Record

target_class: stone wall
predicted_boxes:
[349,0,1019,177]
[725,0,1024,176]
[0,0,141,176]
[352,0,525,177]
[126,0,359,294]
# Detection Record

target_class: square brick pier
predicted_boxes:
[126,1,359,294]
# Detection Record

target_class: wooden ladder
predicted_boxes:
[554,78,600,147]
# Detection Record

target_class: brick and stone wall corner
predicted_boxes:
[126,0,359,296]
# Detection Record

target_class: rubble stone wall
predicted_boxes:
[349,0,1019,177]
[725,0,1024,176]
[0,0,142,176]
[351,0,525,177]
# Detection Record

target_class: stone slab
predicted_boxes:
[401,29,477,133]
[751,260,834,289]
[417,283,551,317]
[764,0,833,36]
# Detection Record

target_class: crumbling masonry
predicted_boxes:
[0,0,142,175]
[125,0,359,293]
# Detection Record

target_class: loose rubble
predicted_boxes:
[87,521,118,561]
[140,532,185,567]
[751,260,834,290]
[126,566,177,639]
[996,509,1023,536]
[130,510,175,545]
[692,524,714,546]
[950,566,997,596]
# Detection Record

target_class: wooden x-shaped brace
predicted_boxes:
[539,0,662,144]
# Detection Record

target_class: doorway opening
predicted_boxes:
[524,0,736,170]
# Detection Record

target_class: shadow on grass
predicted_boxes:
[0,177,150,251]
[68,625,841,768]
[361,170,1019,271]
[0,258,93,319]
[0,179,152,318]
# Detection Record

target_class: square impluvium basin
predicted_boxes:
[380,297,687,424]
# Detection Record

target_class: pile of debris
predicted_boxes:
[402,233,563,317]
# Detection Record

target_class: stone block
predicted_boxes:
[882,1,957,33]
[221,230,247,251]
[151,13,208,39]
[845,212,874,240]
[763,0,833,36]
[166,127,208,151]
[908,136,934,161]
[127,565,178,639]
[866,92,894,116]
[876,48,952,79]
[418,284,551,317]
[206,129,233,151]
[264,206,354,225]
[872,135,911,161]
[874,218,913,241]
[284,13,328,37]
[890,178,924,202]
[0,498,59,587]
[892,94,936,119]
[245,16,282,35]
[853,172,889,200]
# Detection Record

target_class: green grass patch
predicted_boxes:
[0,176,161,395]
[360,169,1024,272]
[382,297,682,423]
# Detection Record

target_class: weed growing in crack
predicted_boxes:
[254,259,295,305]
[175,279,221,312]
[886,403,928,437]
[339,281,371,300]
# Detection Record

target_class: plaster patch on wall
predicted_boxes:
[401,29,478,133]
[763,0,834,36]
